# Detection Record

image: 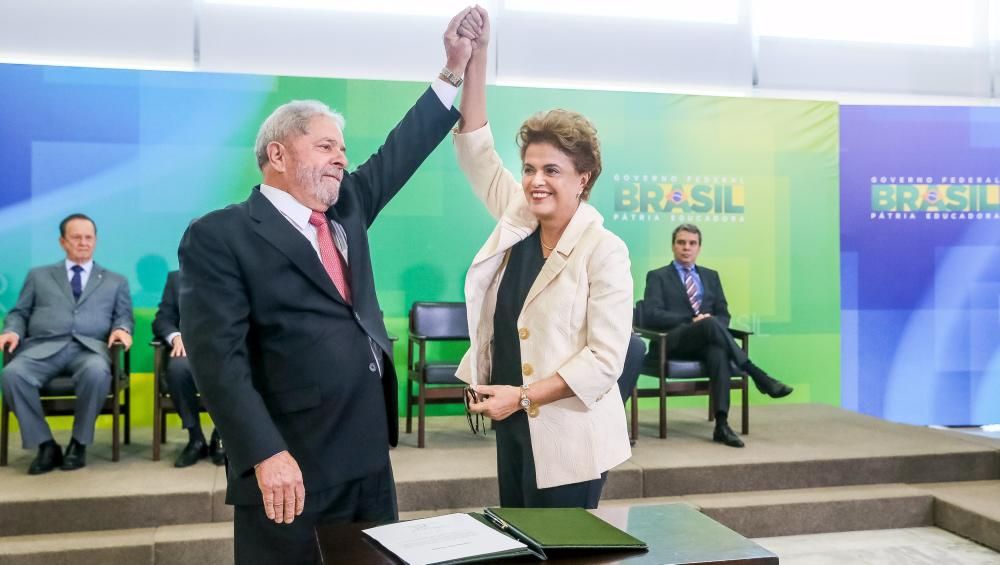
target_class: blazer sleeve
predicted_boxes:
[347,86,461,227]
[2,271,36,337]
[453,123,522,220]
[178,217,287,475]
[111,275,134,334]
[152,272,180,341]
[555,235,634,409]
[641,270,691,330]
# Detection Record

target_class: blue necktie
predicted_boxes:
[71,265,83,301]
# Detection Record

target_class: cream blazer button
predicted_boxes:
[522,363,533,376]
[518,328,529,340]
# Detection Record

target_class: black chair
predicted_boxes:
[150,340,209,461]
[1,343,131,465]
[631,300,749,439]
[406,302,469,448]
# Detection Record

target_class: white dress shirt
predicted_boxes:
[65,259,94,289]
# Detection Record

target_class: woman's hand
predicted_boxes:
[468,384,522,421]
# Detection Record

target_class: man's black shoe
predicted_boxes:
[209,429,226,467]
[746,362,794,398]
[755,375,794,398]
[713,423,745,448]
[28,441,63,475]
[174,437,208,468]
[61,439,87,471]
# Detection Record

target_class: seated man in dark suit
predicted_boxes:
[642,223,792,448]
[0,213,133,473]
[153,270,224,467]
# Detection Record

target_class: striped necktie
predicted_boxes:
[684,267,701,315]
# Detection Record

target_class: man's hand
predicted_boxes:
[0,332,19,354]
[443,7,476,76]
[693,313,712,323]
[108,329,132,350]
[170,335,187,358]
[255,450,305,524]
[467,384,522,421]
[460,5,489,53]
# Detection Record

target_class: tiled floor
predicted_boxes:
[755,527,1000,564]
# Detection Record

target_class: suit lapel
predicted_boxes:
[48,263,75,304]
[248,189,347,305]
[667,263,695,315]
[77,263,105,305]
[520,203,601,312]
[694,266,712,309]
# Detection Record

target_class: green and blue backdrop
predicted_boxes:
[0,64,840,431]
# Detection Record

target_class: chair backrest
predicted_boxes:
[409,302,469,340]
[633,300,646,327]
[617,333,647,401]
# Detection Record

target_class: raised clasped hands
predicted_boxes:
[467,384,522,421]
[693,313,712,323]
[255,450,306,524]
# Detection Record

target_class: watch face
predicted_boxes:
[520,398,530,408]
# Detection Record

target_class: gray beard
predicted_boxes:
[295,163,340,206]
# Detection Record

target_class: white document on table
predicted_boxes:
[362,512,527,565]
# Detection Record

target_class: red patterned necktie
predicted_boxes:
[308,211,352,304]
[684,267,701,315]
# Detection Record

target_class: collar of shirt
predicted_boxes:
[672,260,696,276]
[260,184,315,231]
[65,259,94,275]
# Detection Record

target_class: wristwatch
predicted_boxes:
[439,66,464,88]
[520,384,539,418]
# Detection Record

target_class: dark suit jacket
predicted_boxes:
[152,270,180,343]
[642,263,731,350]
[178,87,459,505]
[2,262,133,361]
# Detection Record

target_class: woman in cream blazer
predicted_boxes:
[453,9,633,509]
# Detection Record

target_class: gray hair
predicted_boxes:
[254,100,345,170]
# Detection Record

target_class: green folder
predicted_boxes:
[477,507,648,557]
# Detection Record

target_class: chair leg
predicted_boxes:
[659,377,667,439]
[417,381,426,448]
[124,386,131,445]
[741,376,749,435]
[112,391,120,463]
[630,386,639,443]
[405,377,413,434]
[1,399,9,467]
[161,410,168,443]
[152,401,161,462]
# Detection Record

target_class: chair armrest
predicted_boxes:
[632,325,668,341]
[728,328,752,338]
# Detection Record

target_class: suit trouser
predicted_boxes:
[233,462,397,565]
[163,356,201,430]
[667,317,748,417]
[0,341,111,448]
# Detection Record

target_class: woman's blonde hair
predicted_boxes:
[517,109,602,200]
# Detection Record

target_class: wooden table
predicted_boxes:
[316,503,778,564]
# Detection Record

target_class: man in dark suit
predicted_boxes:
[0,213,133,473]
[642,223,793,448]
[152,270,225,467]
[177,10,474,564]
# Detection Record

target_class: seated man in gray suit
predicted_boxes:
[153,270,224,467]
[0,213,133,474]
